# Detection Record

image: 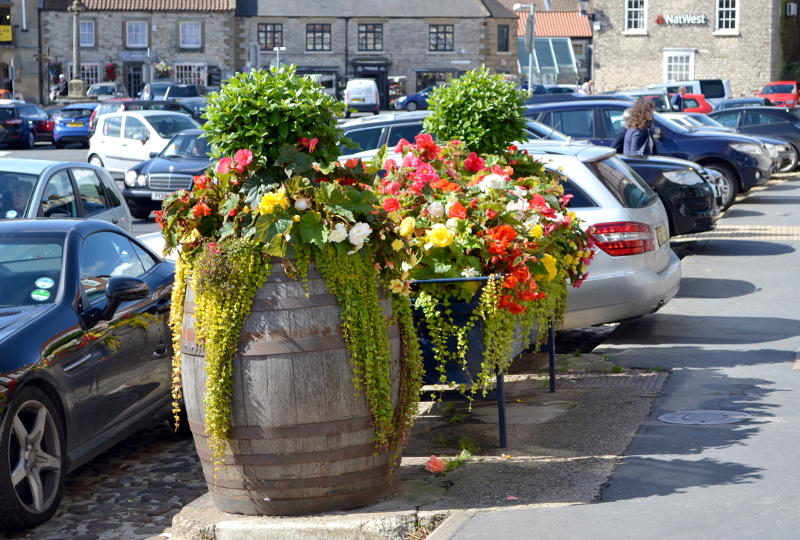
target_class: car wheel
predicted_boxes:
[88,155,104,168]
[405,101,418,112]
[23,132,35,150]
[705,163,739,210]
[130,207,152,220]
[0,386,66,531]
[53,140,64,149]
[778,145,799,173]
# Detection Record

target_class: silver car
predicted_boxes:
[0,159,132,232]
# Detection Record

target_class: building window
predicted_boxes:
[663,49,694,82]
[258,23,283,51]
[715,0,738,33]
[67,63,101,85]
[126,21,148,48]
[174,63,207,85]
[497,24,509,52]
[79,20,94,48]
[358,23,383,51]
[429,24,454,51]
[180,22,202,49]
[623,0,647,33]
[306,23,331,51]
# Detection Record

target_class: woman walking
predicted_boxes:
[623,99,657,156]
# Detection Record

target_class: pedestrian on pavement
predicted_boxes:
[56,74,68,97]
[578,79,593,95]
[623,99,657,156]
[671,85,687,111]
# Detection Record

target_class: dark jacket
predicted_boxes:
[671,93,684,112]
[610,128,625,153]
[623,127,656,156]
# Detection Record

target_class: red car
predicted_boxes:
[756,80,800,108]
[680,93,713,113]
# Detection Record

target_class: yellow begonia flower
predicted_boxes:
[389,279,407,295]
[180,228,201,244]
[399,217,416,237]
[258,188,290,215]
[530,224,544,238]
[391,239,404,251]
[542,253,558,281]
[427,223,454,248]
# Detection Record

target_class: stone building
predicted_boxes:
[0,0,44,102]
[234,0,518,108]
[41,0,237,98]
[592,0,785,96]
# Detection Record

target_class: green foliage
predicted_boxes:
[612,364,625,374]
[444,449,472,473]
[203,65,343,171]
[423,66,527,154]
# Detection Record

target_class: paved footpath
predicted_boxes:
[434,176,800,539]
[6,425,205,540]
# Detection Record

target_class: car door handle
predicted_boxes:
[64,353,92,373]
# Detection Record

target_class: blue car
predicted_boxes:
[393,85,439,111]
[53,103,98,149]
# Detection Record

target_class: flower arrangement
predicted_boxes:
[103,63,117,82]
[154,61,171,74]
[369,136,594,393]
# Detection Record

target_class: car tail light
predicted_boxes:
[5,119,22,125]
[591,222,655,256]
[89,110,97,129]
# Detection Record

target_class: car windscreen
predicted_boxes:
[60,108,94,119]
[655,113,691,134]
[587,157,657,209]
[88,86,115,95]
[0,172,37,219]
[0,108,16,120]
[0,236,64,306]
[689,114,722,127]
[167,86,199,97]
[145,115,199,138]
[524,120,569,141]
[699,80,726,99]
[162,133,211,158]
[760,84,795,94]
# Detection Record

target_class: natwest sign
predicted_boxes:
[655,14,708,25]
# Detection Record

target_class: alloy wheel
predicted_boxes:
[7,400,62,515]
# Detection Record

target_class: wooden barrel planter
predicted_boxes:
[181,262,401,516]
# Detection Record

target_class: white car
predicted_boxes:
[86,82,129,101]
[88,110,200,174]
[344,141,681,329]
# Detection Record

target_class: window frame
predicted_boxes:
[497,24,510,53]
[125,20,149,49]
[357,23,383,52]
[173,63,208,85]
[623,0,647,35]
[66,63,101,86]
[662,48,695,83]
[79,19,95,48]
[429,24,454,52]
[306,23,332,52]
[714,0,739,35]
[257,22,283,51]
[179,21,202,50]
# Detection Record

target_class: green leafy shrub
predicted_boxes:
[423,66,526,154]
[203,66,343,172]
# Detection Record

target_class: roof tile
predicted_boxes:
[43,0,231,11]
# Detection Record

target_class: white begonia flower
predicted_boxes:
[328,222,348,243]
[294,197,309,211]
[446,217,460,231]
[506,199,527,214]
[524,215,541,229]
[348,222,372,250]
[461,267,480,278]
[512,185,527,198]
[428,201,445,218]
[479,173,506,192]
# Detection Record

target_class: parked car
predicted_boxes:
[664,111,799,172]
[615,90,672,112]
[88,110,200,174]
[0,218,174,530]
[0,102,54,148]
[645,79,732,104]
[755,80,799,108]
[0,159,132,232]
[123,129,212,219]
[365,142,681,329]
[713,97,774,111]
[708,107,800,170]
[344,78,380,117]
[525,99,773,208]
[162,84,205,101]
[139,82,173,101]
[175,97,208,123]
[680,93,713,113]
[89,99,201,136]
[53,103,98,149]
[86,82,128,101]
[393,85,438,111]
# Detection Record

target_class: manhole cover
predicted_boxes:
[658,410,751,425]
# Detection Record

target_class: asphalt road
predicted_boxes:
[1,142,161,236]
[434,176,800,538]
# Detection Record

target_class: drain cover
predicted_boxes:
[658,410,751,425]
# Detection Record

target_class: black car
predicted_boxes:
[0,102,53,149]
[524,100,773,209]
[713,97,774,111]
[0,219,175,530]
[123,129,211,219]
[708,107,800,161]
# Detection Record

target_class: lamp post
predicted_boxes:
[67,0,86,98]
[273,46,286,67]
[513,3,536,95]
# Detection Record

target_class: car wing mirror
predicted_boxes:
[100,276,150,321]
[149,151,159,158]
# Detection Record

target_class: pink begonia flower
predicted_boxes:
[216,157,234,175]
[233,149,253,172]
[424,455,447,474]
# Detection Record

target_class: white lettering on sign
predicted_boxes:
[657,14,708,25]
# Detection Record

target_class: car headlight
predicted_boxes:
[730,142,766,156]
[124,170,138,187]
[663,169,703,185]
[764,143,781,158]
[137,174,147,186]
[396,96,407,103]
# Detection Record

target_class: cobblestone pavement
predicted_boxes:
[6,424,205,540]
